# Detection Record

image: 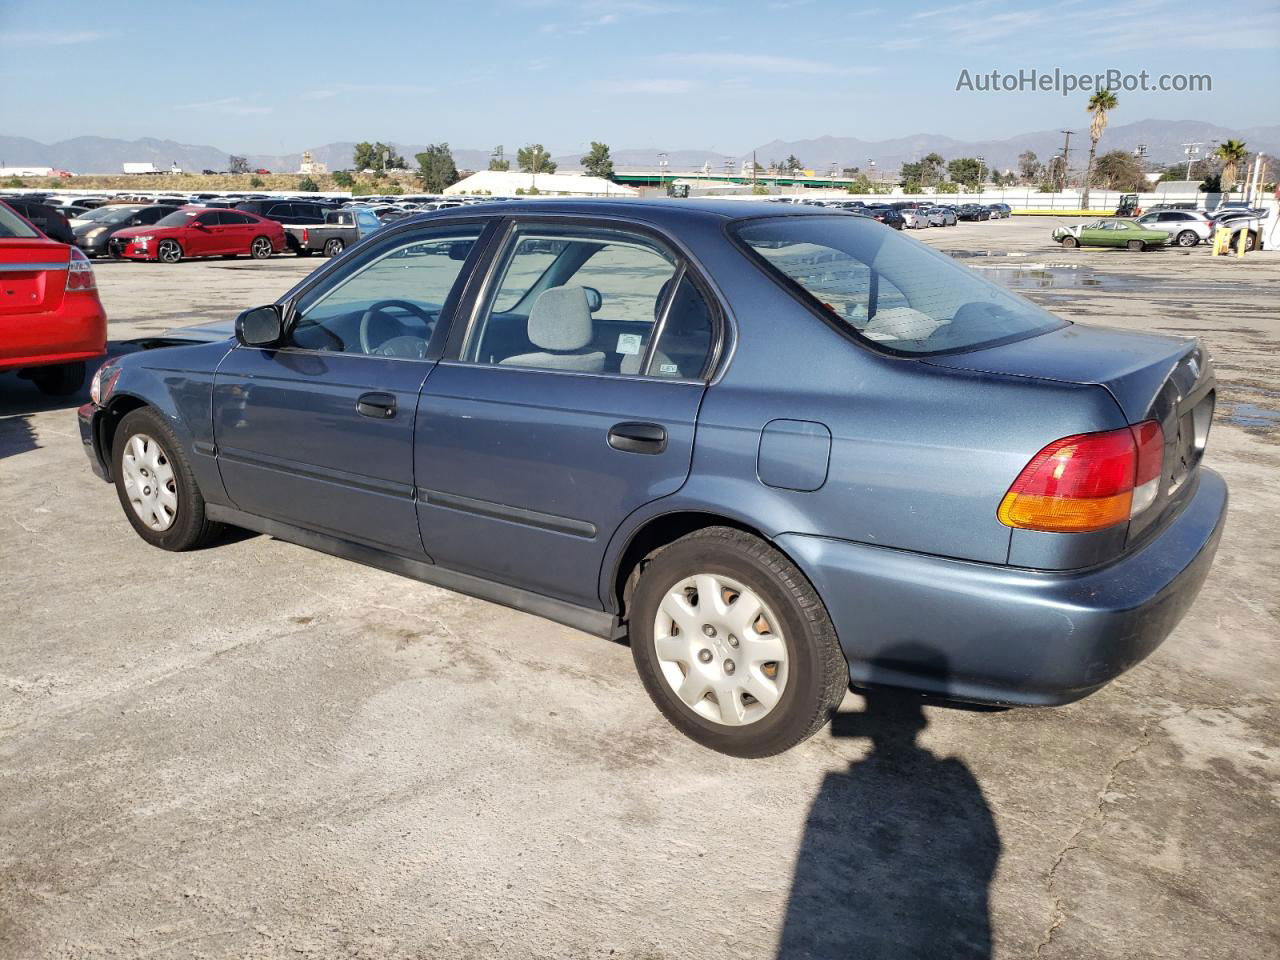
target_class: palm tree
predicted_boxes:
[1215,139,1248,192]
[1080,90,1118,210]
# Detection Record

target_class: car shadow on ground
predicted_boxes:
[777,645,1000,960]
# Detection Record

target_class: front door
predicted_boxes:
[212,221,489,554]
[415,221,718,607]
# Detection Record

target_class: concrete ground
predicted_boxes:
[2,217,1276,959]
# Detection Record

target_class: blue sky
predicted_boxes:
[1,0,1276,153]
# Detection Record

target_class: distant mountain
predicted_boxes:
[4,120,1276,178]
[742,120,1280,174]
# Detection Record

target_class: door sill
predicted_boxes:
[206,505,618,639]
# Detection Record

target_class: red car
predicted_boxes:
[0,201,107,395]
[109,206,286,263]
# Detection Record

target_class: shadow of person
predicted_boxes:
[777,646,1000,960]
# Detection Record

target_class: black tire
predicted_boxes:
[295,248,314,257]
[250,236,273,259]
[156,239,183,264]
[1175,230,1199,247]
[112,407,222,551]
[629,527,848,758]
[31,361,86,396]
[323,237,344,257]
[1061,235,1078,248]
[1127,239,1144,251]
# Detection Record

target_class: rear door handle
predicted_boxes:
[356,392,397,419]
[608,421,667,454]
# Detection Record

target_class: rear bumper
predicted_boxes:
[778,467,1228,706]
[0,296,107,372]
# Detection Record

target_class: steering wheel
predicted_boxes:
[358,299,435,355]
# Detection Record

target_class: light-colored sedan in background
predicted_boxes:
[926,206,957,226]
[1134,209,1216,247]
[901,208,931,229]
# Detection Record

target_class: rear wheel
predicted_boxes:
[31,361,86,396]
[1061,235,1078,248]
[112,407,222,551]
[156,239,183,264]
[1237,231,1258,252]
[323,237,344,257]
[250,236,273,259]
[629,527,847,758]
[1176,230,1199,247]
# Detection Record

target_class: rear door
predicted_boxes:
[415,219,719,607]
[216,211,255,254]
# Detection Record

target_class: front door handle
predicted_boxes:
[608,421,667,454]
[356,392,397,419]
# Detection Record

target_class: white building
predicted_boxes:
[445,170,638,197]
[0,166,55,178]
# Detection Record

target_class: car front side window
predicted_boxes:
[286,225,484,358]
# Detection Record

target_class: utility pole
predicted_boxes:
[752,150,757,188]
[1182,142,1203,179]
[1059,130,1073,190]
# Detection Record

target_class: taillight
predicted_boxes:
[997,421,1164,533]
[302,228,309,244]
[65,246,97,292]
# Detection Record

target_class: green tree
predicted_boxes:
[947,157,982,188]
[354,141,405,173]
[415,143,460,194]
[297,176,319,192]
[845,173,874,193]
[489,146,510,171]
[1080,89,1118,209]
[934,180,961,194]
[517,144,557,175]
[332,170,354,188]
[1017,150,1040,184]
[248,175,264,188]
[784,154,803,173]
[1215,139,1247,191]
[920,152,944,187]
[228,155,249,174]
[1092,150,1146,191]
[581,141,615,180]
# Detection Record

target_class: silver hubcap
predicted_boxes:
[121,433,178,531]
[653,573,788,726]
[159,241,180,262]
[252,238,271,257]
[326,240,342,255]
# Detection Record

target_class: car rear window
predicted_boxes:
[732,215,1066,355]
[0,203,40,238]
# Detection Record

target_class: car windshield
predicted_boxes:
[97,206,146,223]
[154,210,199,228]
[0,203,40,238]
[733,215,1066,355]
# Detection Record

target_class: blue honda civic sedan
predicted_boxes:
[79,200,1227,757]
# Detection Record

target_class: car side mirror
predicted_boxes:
[582,286,603,312]
[235,305,284,347]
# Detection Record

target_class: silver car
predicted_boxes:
[926,206,956,227]
[1134,209,1215,247]
[901,208,931,229]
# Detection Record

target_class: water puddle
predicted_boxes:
[1222,403,1280,431]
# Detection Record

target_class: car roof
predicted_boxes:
[402,197,838,226]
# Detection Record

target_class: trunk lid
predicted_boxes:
[0,239,69,316]
[927,323,1215,546]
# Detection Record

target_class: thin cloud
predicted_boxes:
[664,52,877,77]
[607,78,697,94]
[302,83,437,100]
[179,97,272,116]
[0,30,108,46]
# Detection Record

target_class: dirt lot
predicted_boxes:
[2,217,1277,959]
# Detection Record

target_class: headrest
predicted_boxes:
[528,286,593,351]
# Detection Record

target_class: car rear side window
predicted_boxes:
[734,215,1065,355]
[0,203,39,238]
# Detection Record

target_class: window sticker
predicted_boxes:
[616,332,643,355]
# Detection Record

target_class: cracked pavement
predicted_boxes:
[1,220,1277,959]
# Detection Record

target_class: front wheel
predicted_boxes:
[1127,239,1144,251]
[250,236,273,259]
[323,237,344,257]
[112,407,222,551]
[629,527,848,758]
[156,239,183,264]
[1061,235,1078,248]
[31,361,86,396]
[1176,230,1199,247]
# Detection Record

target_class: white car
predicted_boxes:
[1134,210,1215,247]
[901,209,930,229]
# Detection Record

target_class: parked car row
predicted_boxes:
[769,197,1011,230]
[1052,204,1273,251]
